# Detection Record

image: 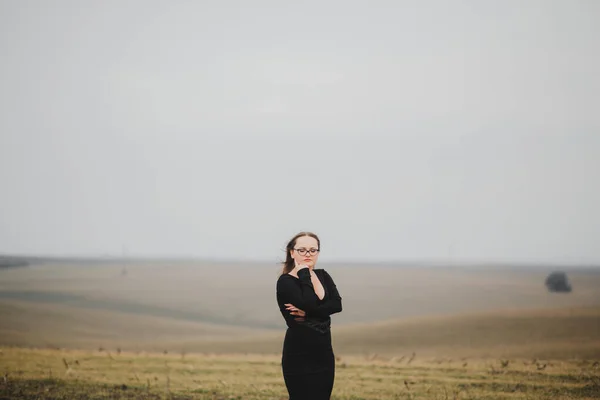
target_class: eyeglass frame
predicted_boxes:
[293,248,320,256]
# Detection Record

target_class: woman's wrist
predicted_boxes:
[297,268,311,279]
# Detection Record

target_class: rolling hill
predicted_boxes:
[1,260,599,360]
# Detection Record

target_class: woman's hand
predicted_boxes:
[285,303,306,321]
[291,260,309,276]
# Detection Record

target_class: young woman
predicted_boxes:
[276,232,343,399]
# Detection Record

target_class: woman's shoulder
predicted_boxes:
[277,273,298,282]
[276,273,298,291]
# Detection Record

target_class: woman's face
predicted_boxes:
[291,235,320,268]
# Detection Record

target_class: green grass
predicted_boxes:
[1,347,599,399]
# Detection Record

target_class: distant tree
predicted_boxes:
[545,271,572,293]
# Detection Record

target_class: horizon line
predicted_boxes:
[1,252,599,269]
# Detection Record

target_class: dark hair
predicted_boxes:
[281,231,320,275]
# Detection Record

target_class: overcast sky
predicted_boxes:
[1,1,599,264]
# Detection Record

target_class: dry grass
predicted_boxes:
[0,300,268,350]
[1,347,599,399]
[1,263,599,349]
[3,299,597,360]
[1,262,599,398]
[164,307,600,362]
[330,306,600,359]
[1,262,599,329]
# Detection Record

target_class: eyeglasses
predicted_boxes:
[294,248,320,256]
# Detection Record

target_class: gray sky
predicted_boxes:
[1,1,599,264]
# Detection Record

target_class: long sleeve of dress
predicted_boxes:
[318,269,343,317]
[277,269,342,319]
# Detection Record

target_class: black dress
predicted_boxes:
[276,268,343,400]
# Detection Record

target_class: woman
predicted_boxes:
[276,231,343,400]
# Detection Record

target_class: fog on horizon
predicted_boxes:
[1,1,599,265]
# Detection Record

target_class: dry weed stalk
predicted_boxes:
[62,358,73,376]
[403,379,413,400]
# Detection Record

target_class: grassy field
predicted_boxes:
[1,347,599,399]
[1,261,599,348]
[1,261,599,398]
[2,262,600,329]
[115,306,598,360]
